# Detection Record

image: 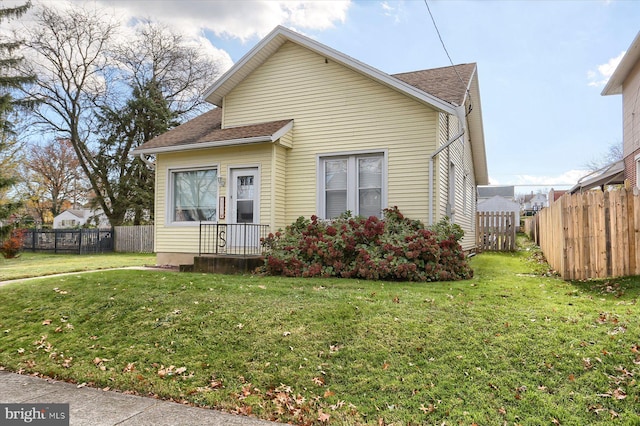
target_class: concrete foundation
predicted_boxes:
[193,255,265,274]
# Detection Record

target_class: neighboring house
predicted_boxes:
[521,192,547,215]
[548,188,567,203]
[477,185,515,202]
[601,31,640,189]
[53,209,110,229]
[476,195,520,230]
[133,26,488,266]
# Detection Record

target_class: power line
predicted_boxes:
[423,0,471,109]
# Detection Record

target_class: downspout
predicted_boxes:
[428,105,466,225]
[138,153,156,169]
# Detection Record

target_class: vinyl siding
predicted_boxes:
[155,143,273,254]
[623,60,640,158]
[223,41,439,224]
[435,111,477,251]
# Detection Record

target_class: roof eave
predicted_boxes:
[204,25,457,114]
[602,31,640,96]
[134,121,293,155]
[466,71,489,185]
[135,136,274,155]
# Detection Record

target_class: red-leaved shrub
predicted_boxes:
[260,207,472,282]
[1,228,26,259]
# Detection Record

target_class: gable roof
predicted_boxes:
[204,25,463,114]
[602,31,640,96]
[392,64,476,107]
[134,25,487,185]
[477,185,515,199]
[134,108,293,155]
[477,195,520,212]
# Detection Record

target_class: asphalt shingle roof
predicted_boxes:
[392,63,476,107]
[135,63,476,154]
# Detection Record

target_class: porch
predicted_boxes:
[192,223,270,274]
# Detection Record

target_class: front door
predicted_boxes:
[229,168,260,250]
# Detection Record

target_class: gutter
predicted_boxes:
[428,104,466,225]
[138,153,156,170]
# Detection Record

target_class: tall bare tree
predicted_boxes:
[21,6,220,226]
[583,141,623,172]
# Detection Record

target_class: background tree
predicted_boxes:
[583,140,623,172]
[19,139,87,226]
[21,7,220,226]
[95,81,178,225]
[0,1,35,238]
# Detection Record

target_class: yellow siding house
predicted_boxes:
[133,26,488,266]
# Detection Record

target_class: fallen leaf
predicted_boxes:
[324,389,335,398]
[568,374,575,382]
[419,403,436,414]
[123,363,136,373]
[382,362,390,370]
[393,296,400,303]
[318,411,330,423]
[313,376,325,386]
[613,388,627,400]
[42,319,52,326]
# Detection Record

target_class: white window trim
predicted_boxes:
[316,150,387,219]
[166,164,220,227]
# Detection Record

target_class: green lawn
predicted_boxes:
[0,252,156,281]
[0,244,638,425]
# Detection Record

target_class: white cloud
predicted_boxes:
[588,51,625,87]
[25,0,350,73]
[489,169,588,191]
[380,1,404,24]
[52,0,351,42]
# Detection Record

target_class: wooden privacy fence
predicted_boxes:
[537,188,640,280]
[113,225,154,253]
[476,211,516,252]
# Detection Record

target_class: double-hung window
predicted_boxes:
[170,168,218,223]
[320,153,385,219]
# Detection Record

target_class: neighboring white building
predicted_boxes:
[521,192,547,214]
[477,195,521,230]
[53,209,110,229]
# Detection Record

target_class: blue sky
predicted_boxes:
[39,1,640,193]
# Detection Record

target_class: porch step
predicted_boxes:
[192,255,265,275]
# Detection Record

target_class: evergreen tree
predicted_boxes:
[96,80,179,225]
[0,1,34,238]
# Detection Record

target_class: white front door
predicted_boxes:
[229,168,260,250]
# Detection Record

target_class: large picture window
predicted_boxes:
[171,168,218,222]
[320,153,384,219]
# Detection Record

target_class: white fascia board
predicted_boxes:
[135,136,273,155]
[203,26,287,104]
[134,122,292,155]
[602,31,640,96]
[204,25,457,114]
[270,120,293,140]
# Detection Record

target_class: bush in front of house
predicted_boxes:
[260,207,472,281]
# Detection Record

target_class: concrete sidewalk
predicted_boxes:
[0,371,281,425]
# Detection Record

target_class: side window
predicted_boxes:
[320,153,385,219]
